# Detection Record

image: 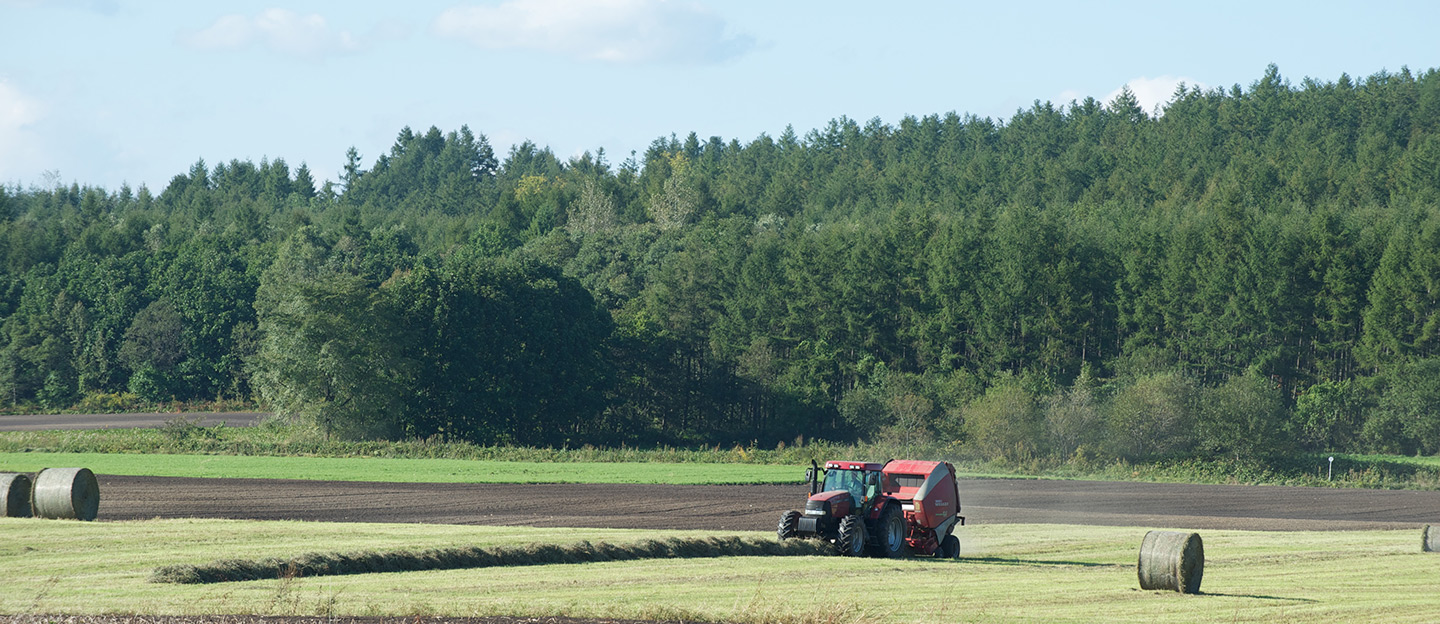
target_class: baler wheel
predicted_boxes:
[777,510,801,540]
[941,534,961,559]
[835,515,866,556]
[871,505,907,558]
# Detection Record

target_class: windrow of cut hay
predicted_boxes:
[150,535,832,584]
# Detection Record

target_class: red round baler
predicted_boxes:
[777,458,963,558]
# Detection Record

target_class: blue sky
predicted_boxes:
[2,0,1438,191]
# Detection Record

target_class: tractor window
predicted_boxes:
[822,469,866,506]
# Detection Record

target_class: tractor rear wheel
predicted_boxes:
[870,505,907,558]
[941,534,961,559]
[835,515,866,556]
[777,510,801,540]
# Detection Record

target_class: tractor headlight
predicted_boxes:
[804,499,831,517]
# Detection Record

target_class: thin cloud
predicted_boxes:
[178,9,406,59]
[1104,76,1203,116]
[433,0,755,64]
[0,80,45,183]
[0,81,42,130]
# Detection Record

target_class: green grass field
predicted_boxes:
[1340,453,1440,468]
[1,518,1435,623]
[0,451,802,484]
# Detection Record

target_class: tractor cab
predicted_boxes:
[803,461,885,520]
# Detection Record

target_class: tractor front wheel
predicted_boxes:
[777,510,801,540]
[835,515,866,556]
[871,505,907,558]
[940,534,961,559]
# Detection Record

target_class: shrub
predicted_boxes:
[837,387,887,438]
[1196,370,1291,461]
[1293,378,1370,452]
[75,391,143,413]
[1366,358,1440,455]
[962,379,1042,463]
[1107,371,1196,461]
[1043,369,1104,461]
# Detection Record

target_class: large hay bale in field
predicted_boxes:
[1137,530,1203,594]
[31,467,99,521]
[1425,525,1439,552]
[1,473,32,517]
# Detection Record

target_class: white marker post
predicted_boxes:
[1328,456,1334,481]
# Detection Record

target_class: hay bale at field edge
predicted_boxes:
[1425,525,1439,552]
[1137,530,1204,594]
[0,472,32,517]
[31,467,99,521]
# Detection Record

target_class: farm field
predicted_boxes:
[2,518,1437,623]
[7,436,1440,622]
[85,473,1440,531]
[7,423,1440,492]
[0,452,799,484]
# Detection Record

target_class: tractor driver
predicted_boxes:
[824,469,869,509]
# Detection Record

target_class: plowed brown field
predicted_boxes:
[96,474,1440,531]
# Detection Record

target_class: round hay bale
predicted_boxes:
[31,467,99,521]
[1425,525,1439,553]
[1137,530,1203,594]
[1,472,32,517]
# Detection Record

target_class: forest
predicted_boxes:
[1,65,1438,464]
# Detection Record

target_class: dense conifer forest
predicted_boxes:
[2,65,1438,463]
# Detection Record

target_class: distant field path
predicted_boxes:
[0,412,267,431]
[96,474,1440,532]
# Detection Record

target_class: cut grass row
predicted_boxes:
[2,518,1436,623]
[150,536,832,584]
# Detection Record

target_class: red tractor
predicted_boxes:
[777,459,963,558]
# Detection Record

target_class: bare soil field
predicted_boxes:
[0,412,267,431]
[96,474,1440,531]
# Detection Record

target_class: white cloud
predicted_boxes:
[180,9,396,59]
[432,0,755,64]
[0,80,46,183]
[1056,89,1085,105]
[0,81,42,130]
[1103,76,1203,117]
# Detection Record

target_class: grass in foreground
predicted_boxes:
[1,518,1438,623]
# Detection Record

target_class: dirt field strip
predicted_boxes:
[94,474,1440,531]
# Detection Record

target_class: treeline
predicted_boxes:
[1,65,1438,460]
